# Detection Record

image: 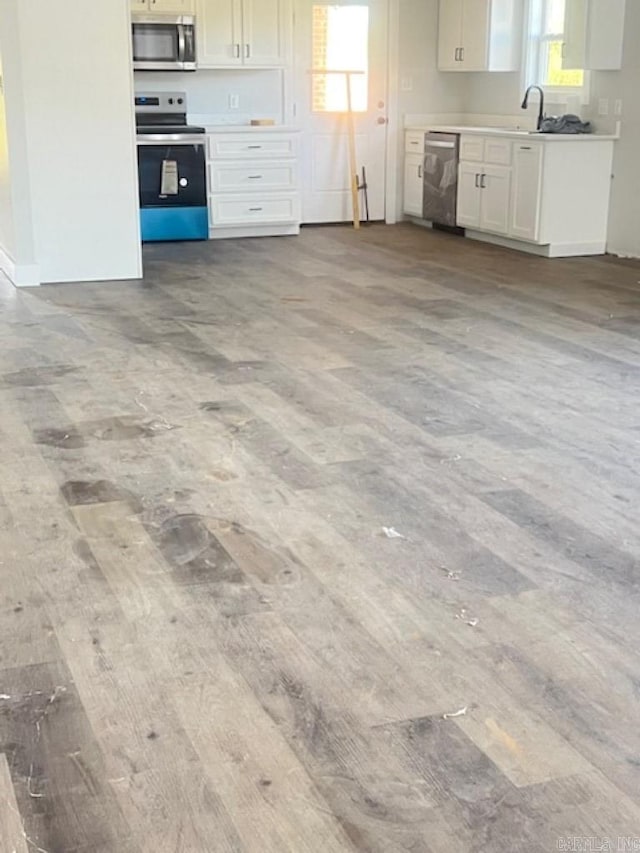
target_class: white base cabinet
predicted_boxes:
[457,132,615,257]
[510,143,544,241]
[403,153,424,218]
[438,0,522,72]
[457,137,512,235]
[207,131,301,239]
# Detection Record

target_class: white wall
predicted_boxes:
[0,0,38,285]
[0,50,16,264]
[584,1,640,258]
[135,69,286,125]
[0,0,142,285]
[391,0,466,216]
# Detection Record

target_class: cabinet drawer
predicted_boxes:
[209,162,297,193]
[208,135,299,159]
[484,137,512,166]
[405,131,425,154]
[210,194,301,226]
[459,135,484,162]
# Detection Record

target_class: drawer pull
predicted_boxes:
[248,175,263,179]
[249,207,263,212]
[520,146,532,150]
[247,145,263,149]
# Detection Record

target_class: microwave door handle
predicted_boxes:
[184,26,195,63]
[177,24,187,64]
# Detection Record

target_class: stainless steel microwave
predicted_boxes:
[132,16,196,72]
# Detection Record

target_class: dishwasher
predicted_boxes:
[422,132,461,229]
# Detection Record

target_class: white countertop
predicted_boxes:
[203,125,301,134]
[407,124,618,141]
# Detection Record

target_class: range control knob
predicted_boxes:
[177,98,184,105]
[168,98,174,105]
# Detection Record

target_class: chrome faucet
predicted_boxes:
[521,85,545,131]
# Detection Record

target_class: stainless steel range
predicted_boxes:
[135,91,208,242]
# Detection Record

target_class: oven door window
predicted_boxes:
[133,24,180,63]
[138,144,207,208]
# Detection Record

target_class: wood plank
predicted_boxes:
[0,753,30,853]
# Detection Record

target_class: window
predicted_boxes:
[312,5,369,113]
[525,0,588,101]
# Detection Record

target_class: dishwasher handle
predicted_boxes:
[424,140,456,149]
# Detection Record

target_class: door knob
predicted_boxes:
[377,117,388,125]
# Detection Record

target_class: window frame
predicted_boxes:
[523,0,591,105]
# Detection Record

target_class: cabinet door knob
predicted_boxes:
[234,43,241,58]
[245,44,251,59]
[475,173,480,188]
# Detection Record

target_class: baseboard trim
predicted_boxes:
[0,245,41,287]
[209,224,300,240]
[465,231,606,259]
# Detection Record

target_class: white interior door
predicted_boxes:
[294,0,389,223]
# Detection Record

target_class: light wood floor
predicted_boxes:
[1,224,640,852]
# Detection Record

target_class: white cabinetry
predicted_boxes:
[132,0,195,12]
[196,0,291,67]
[510,142,544,242]
[457,137,511,236]
[404,154,424,218]
[454,131,615,257]
[562,0,626,71]
[437,0,521,72]
[457,164,482,227]
[480,166,511,235]
[207,131,301,238]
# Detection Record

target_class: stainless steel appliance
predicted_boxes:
[132,16,196,72]
[422,132,460,229]
[136,92,208,242]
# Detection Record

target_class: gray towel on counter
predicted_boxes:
[539,114,593,134]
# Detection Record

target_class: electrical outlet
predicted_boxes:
[400,76,413,92]
[614,99,623,116]
[228,94,240,110]
[598,99,609,116]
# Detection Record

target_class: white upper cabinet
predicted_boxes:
[438,0,522,72]
[197,0,242,65]
[562,0,626,71]
[438,0,464,71]
[197,0,291,67]
[242,0,291,66]
[132,0,195,12]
